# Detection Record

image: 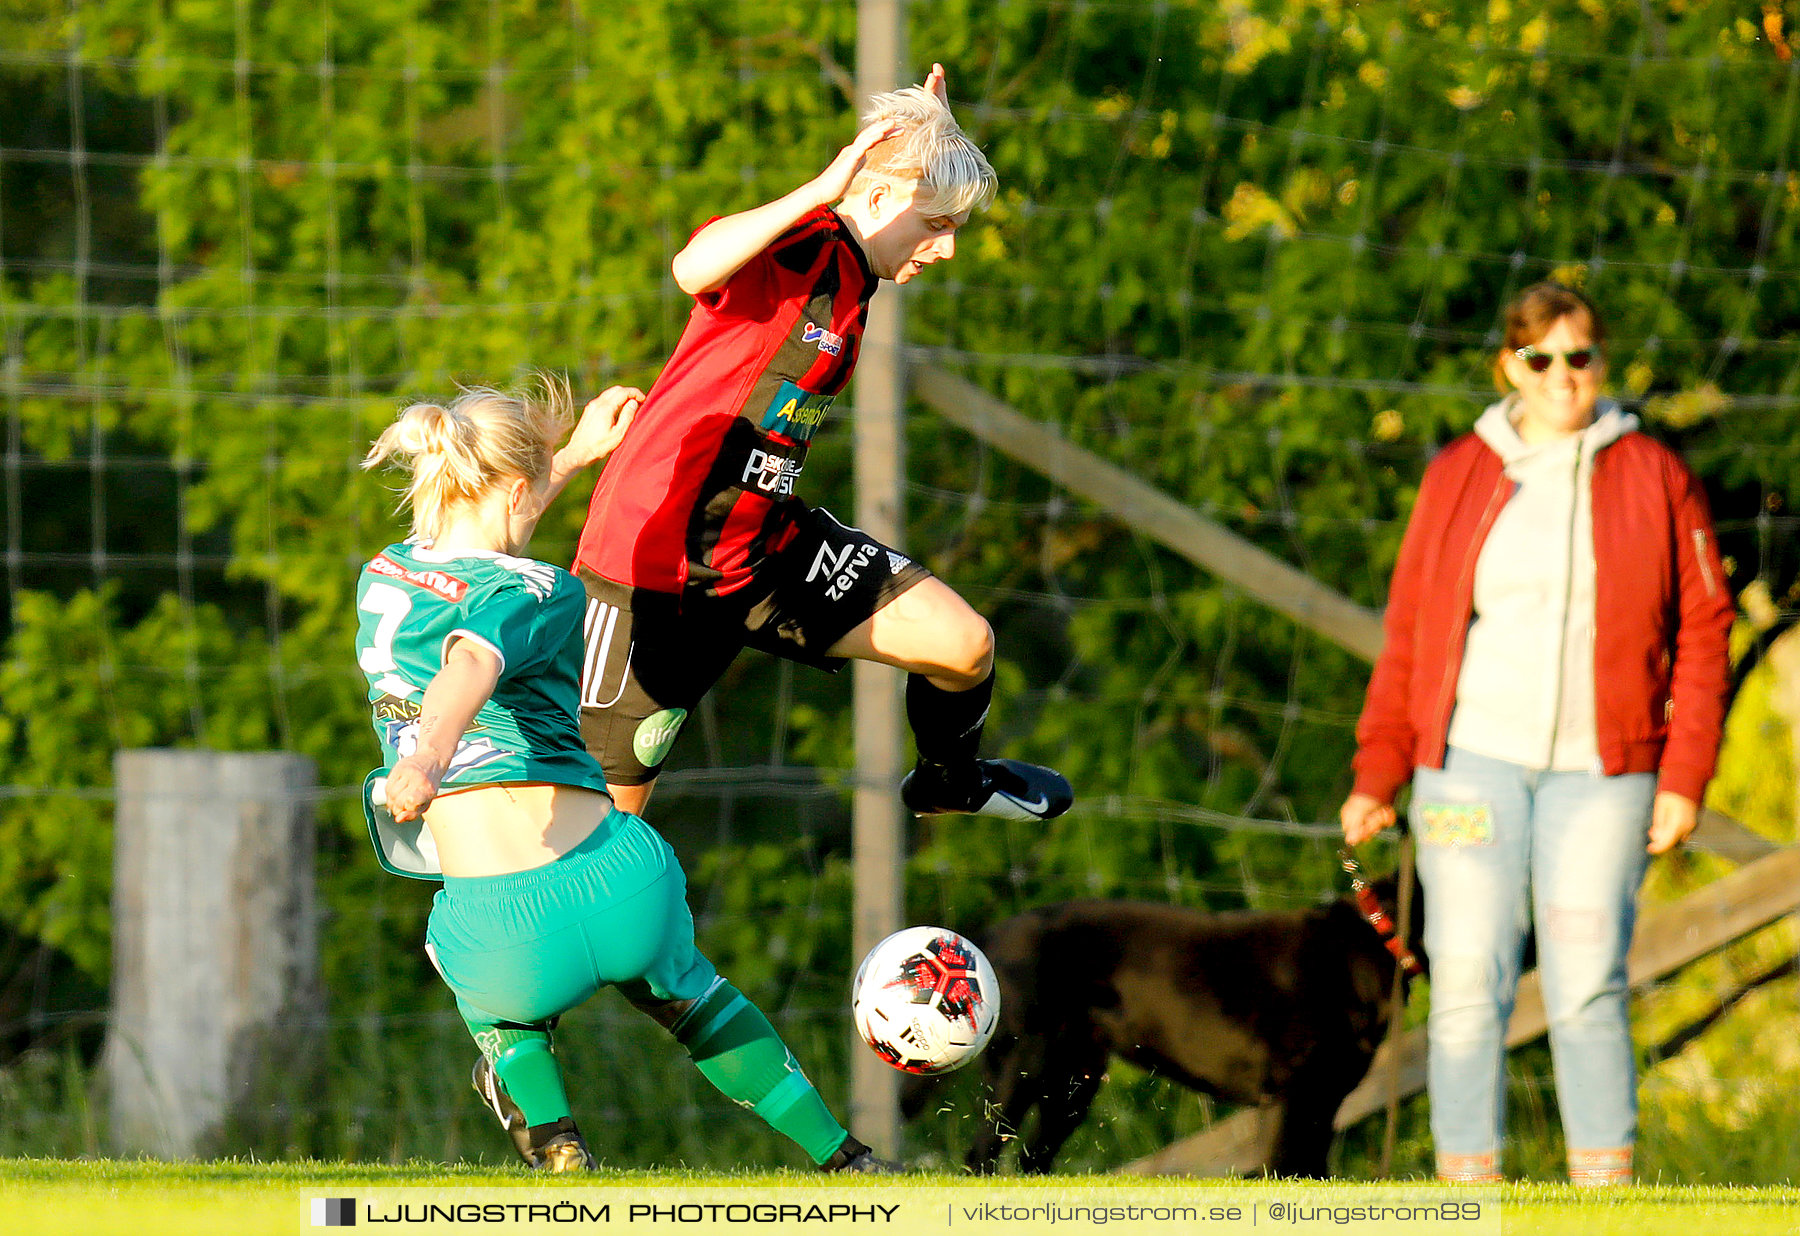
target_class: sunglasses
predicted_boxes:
[1514,345,1599,374]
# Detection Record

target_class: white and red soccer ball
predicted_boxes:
[851,926,1000,1075]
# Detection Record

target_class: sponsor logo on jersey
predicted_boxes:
[758,380,834,442]
[632,707,688,768]
[372,693,422,725]
[374,695,505,777]
[801,321,845,356]
[743,447,804,497]
[369,553,468,602]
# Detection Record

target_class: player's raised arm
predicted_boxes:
[546,385,645,500]
[670,118,903,296]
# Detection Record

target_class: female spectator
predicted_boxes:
[1339,282,1733,1185]
[356,381,891,1173]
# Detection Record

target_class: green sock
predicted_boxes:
[469,1021,572,1127]
[672,980,849,1164]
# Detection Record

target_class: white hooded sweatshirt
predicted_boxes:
[1444,395,1640,773]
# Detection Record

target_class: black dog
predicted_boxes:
[945,878,1423,1177]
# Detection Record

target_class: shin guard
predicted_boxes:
[469,1021,573,1128]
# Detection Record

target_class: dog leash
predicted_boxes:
[1340,838,1420,1179]
[1337,844,1424,978]
[1380,835,1415,1179]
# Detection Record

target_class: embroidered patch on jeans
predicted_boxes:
[1418,801,1494,847]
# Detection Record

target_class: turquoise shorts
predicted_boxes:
[424,809,717,1026]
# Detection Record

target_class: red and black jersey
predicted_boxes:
[574,206,877,596]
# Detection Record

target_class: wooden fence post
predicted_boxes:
[849,0,908,1159]
[106,749,322,1158]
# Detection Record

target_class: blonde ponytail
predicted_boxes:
[364,375,574,542]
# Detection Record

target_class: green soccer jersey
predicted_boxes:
[355,542,610,876]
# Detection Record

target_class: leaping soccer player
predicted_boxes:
[572,65,1073,823]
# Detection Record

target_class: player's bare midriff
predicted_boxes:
[424,782,614,878]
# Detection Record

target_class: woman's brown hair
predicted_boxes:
[1493,282,1607,390]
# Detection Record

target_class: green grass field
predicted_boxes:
[2,1160,1796,1236]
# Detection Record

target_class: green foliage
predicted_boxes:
[0,588,284,975]
[2,0,1798,1173]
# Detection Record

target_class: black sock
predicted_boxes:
[906,670,993,788]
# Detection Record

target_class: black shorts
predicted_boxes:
[577,507,933,786]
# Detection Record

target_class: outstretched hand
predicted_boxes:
[560,385,645,472]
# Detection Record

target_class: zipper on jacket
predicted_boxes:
[1433,471,1515,751]
[1544,439,1586,771]
[1691,528,1719,598]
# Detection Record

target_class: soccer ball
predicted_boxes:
[851,926,1000,1075]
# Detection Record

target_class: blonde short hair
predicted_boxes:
[850,85,997,217]
[363,377,573,543]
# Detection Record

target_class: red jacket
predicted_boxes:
[1352,429,1734,805]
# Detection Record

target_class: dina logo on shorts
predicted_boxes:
[633,708,688,768]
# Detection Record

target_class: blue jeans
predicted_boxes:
[1411,747,1654,1172]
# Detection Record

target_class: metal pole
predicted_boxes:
[850,0,907,1158]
